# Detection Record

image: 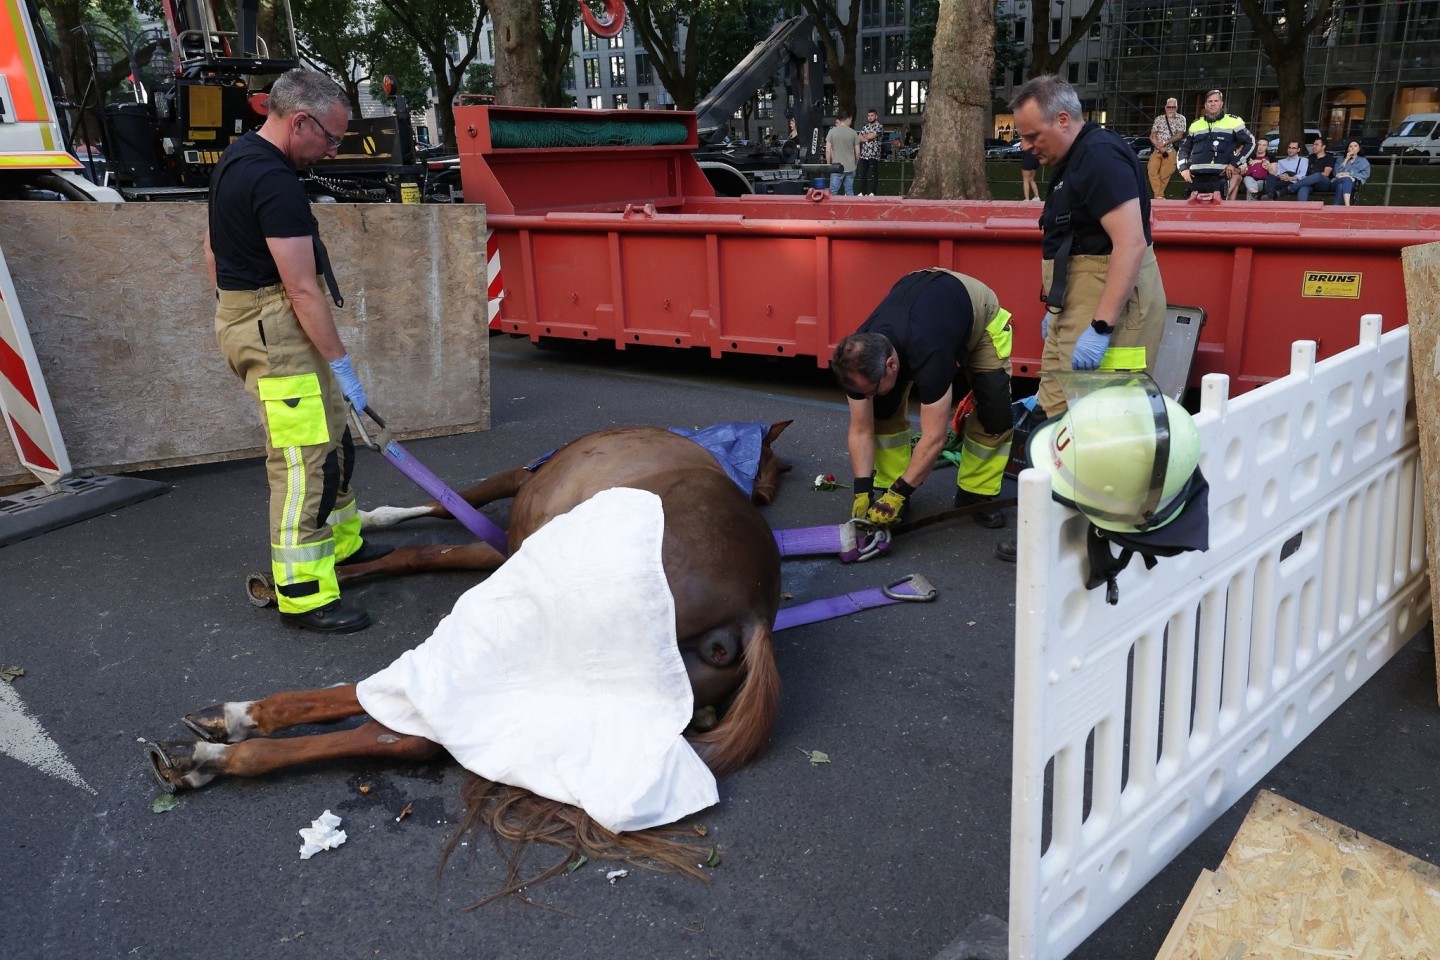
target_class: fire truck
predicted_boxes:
[1,0,429,202]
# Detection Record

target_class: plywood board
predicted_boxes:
[1401,241,1440,704]
[1156,790,1440,959]
[0,202,489,488]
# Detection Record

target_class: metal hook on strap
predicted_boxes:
[883,573,937,602]
[347,405,391,452]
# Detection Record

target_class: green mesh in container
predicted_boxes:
[489,116,689,149]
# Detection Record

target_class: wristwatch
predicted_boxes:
[1091,319,1115,335]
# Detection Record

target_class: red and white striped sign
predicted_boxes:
[0,244,70,485]
[486,229,504,330]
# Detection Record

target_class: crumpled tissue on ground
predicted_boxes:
[298,809,347,859]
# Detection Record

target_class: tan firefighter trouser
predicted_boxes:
[215,284,362,614]
[1037,246,1167,416]
[872,271,1013,498]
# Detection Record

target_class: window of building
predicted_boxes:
[1012,64,1024,85]
[1089,17,1101,40]
[639,91,650,109]
[1070,17,1081,39]
[1051,18,1062,41]
[635,53,652,86]
[1067,62,1080,84]
[1087,61,1099,84]
[861,0,880,29]
[884,33,906,72]
[886,80,904,115]
[584,58,601,89]
[613,94,628,109]
[1014,18,1025,41]
[756,88,774,119]
[885,0,904,26]
[588,95,602,110]
[609,34,624,49]
[610,54,627,86]
[908,80,926,114]
[565,73,576,91]
[486,30,494,59]
[862,35,881,74]
[582,29,597,51]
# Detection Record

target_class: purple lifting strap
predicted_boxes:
[774,520,892,563]
[773,524,842,556]
[380,439,509,556]
[773,574,936,631]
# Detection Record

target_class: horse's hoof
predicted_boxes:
[182,705,232,743]
[145,740,217,792]
[245,572,276,608]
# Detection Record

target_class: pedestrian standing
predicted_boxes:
[204,68,389,633]
[1146,98,1186,199]
[825,112,860,196]
[856,108,883,195]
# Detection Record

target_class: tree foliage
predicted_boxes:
[369,0,488,150]
[625,0,782,112]
[1238,0,1335,148]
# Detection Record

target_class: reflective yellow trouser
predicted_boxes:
[872,273,1014,497]
[215,284,362,614]
[1037,246,1167,416]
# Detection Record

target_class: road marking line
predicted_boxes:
[0,682,95,794]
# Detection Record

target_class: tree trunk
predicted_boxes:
[1274,57,1307,149]
[492,0,544,106]
[908,0,992,199]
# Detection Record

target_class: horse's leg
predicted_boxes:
[183,684,365,743]
[148,721,443,791]
[335,541,506,586]
[361,465,532,529]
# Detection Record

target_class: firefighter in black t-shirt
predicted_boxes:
[204,68,386,634]
[830,269,1015,529]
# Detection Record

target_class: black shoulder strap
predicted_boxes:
[1042,165,1075,315]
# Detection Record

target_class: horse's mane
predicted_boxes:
[442,778,715,909]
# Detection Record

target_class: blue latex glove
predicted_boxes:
[1071,326,1111,370]
[1041,313,1050,340]
[328,354,368,413]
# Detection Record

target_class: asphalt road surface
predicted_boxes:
[2,334,1435,960]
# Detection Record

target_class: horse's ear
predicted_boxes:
[763,420,794,446]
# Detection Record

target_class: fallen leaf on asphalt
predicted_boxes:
[566,855,588,873]
[691,824,708,837]
[798,748,830,765]
[1,666,24,683]
[705,846,721,868]
[395,801,413,822]
[150,795,179,813]
[357,783,373,795]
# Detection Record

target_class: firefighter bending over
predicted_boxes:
[831,269,1014,530]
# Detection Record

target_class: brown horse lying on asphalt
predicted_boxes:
[147,423,791,900]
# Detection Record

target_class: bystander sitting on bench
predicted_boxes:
[1291,137,1336,201]
[1242,139,1273,199]
[1327,139,1371,206]
[1264,140,1308,199]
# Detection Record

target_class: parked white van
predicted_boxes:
[1380,113,1440,162]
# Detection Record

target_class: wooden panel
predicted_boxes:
[1156,790,1440,959]
[0,202,489,488]
[1401,241,1440,704]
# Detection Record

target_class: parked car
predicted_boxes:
[1125,136,1154,161]
[988,141,1023,161]
[984,137,1008,158]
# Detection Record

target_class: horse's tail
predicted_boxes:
[688,615,780,778]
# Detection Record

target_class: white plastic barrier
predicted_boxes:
[1008,315,1430,959]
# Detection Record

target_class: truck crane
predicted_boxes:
[690,14,827,197]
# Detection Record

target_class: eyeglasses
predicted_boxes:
[1165,104,1177,109]
[306,114,345,148]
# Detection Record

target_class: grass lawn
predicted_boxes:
[877,158,1440,206]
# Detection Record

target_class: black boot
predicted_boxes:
[280,600,371,634]
[995,540,1017,563]
[954,489,1006,529]
[337,540,393,567]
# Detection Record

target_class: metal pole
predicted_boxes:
[1383,152,1396,206]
